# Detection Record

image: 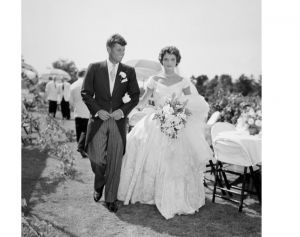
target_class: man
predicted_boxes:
[58,78,71,120]
[69,69,89,158]
[81,34,140,212]
[45,77,59,117]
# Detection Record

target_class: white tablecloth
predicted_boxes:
[213,130,261,166]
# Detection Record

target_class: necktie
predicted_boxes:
[110,64,116,83]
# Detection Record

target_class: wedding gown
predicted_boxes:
[117,76,213,219]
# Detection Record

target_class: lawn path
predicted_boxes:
[22,118,261,237]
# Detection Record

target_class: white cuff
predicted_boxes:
[119,109,124,118]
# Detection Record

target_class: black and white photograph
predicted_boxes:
[1,0,295,236]
[20,0,263,236]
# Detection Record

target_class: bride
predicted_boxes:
[117,46,213,219]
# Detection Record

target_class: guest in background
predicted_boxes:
[45,77,59,117]
[58,78,71,120]
[69,69,89,158]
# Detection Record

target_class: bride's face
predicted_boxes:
[162,53,177,71]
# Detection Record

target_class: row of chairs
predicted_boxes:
[206,112,261,212]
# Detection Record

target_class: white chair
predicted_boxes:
[207,111,221,126]
[211,121,235,140]
[211,122,261,212]
[205,122,235,173]
[203,120,232,188]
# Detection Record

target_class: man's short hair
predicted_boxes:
[106,33,127,48]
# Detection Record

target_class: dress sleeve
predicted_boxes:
[145,76,156,90]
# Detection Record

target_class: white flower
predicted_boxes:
[175,123,184,130]
[119,71,126,78]
[255,119,262,127]
[178,113,187,121]
[248,118,254,125]
[172,116,181,124]
[122,93,131,103]
[163,104,174,115]
[256,110,262,116]
[248,108,255,116]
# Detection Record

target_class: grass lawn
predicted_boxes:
[22,116,261,237]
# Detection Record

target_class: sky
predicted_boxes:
[22,0,261,79]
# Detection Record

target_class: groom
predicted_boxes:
[81,34,140,212]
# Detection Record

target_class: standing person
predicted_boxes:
[69,69,89,158]
[45,77,59,117]
[117,46,213,219]
[81,33,140,212]
[58,78,71,120]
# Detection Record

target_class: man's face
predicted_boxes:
[107,43,125,64]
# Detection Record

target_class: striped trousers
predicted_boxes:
[87,118,124,202]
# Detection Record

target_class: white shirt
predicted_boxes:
[94,60,124,118]
[107,59,119,95]
[57,81,71,102]
[69,78,90,119]
[45,80,59,101]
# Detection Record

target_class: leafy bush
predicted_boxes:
[208,89,261,125]
[191,74,262,128]
[37,115,76,177]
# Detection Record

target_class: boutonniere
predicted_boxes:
[119,71,127,79]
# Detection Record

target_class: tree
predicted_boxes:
[233,74,255,96]
[205,75,219,100]
[252,75,262,97]
[219,74,233,93]
[191,75,209,96]
[52,58,78,84]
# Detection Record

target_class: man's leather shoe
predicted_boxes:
[93,187,104,202]
[77,148,88,158]
[106,201,118,213]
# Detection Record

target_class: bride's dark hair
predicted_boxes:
[158,46,181,66]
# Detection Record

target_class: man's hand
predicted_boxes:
[110,109,124,121]
[97,110,111,120]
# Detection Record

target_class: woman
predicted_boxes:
[118,46,213,219]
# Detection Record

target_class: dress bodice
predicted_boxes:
[146,77,190,106]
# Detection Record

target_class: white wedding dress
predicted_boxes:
[117,77,213,219]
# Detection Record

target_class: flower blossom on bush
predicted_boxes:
[209,90,261,126]
[237,107,262,135]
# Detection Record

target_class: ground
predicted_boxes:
[22,116,261,237]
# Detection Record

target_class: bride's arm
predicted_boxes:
[136,87,154,110]
[182,86,191,95]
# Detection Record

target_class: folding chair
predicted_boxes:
[211,123,261,212]
[207,111,221,126]
[204,117,228,188]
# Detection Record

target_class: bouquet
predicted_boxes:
[153,93,191,139]
[236,107,262,135]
